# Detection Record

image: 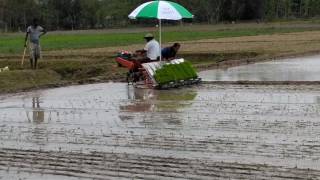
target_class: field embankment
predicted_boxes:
[1,22,320,93]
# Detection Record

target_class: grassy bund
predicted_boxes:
[1,21,320,93]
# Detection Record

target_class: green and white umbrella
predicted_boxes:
[129,0,193,60]
[129,1,193,20]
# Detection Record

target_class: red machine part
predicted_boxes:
[116,57,141,71]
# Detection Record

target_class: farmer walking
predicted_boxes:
[24,18,47,69]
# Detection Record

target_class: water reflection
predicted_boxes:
[199,55,320,81]
[32,97,45,123]
[123,87,197,113]
[119,87,197,127]
[22,96,48,146]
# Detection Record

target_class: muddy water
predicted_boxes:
[1,83,320,179]
[200,55,320,81]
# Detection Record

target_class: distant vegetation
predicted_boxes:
[1,0,320,31]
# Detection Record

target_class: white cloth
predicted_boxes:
[27,25,44,44]
[29,42,41,60]
[144,39,160,60]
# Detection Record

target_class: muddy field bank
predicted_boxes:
[2,30,320,94]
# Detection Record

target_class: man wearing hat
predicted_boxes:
[137,33,160,62]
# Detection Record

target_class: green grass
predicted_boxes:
[0,69,61,93]
[0,58,127,93]
[0,25,319,54]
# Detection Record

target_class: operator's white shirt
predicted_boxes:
[144,39,160,60]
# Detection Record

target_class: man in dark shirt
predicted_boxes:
[161,43,181,61]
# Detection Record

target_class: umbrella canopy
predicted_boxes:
[129,1,193,61]
[129,1,193,20]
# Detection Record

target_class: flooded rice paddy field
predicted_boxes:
[1,83,320,179]
[200,55,320,82]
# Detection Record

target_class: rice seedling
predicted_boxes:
[154,61,198,86]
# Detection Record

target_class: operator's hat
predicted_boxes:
[144,33,154,38]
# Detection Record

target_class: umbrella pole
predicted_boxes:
[159,19,162,62]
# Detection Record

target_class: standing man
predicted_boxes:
[24,18,46,69]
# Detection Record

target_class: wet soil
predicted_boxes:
[200,55,320,82]
[1,83,320,179]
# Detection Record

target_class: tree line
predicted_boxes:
[0,0,320,32]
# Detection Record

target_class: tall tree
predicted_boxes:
[1,0,320,31]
